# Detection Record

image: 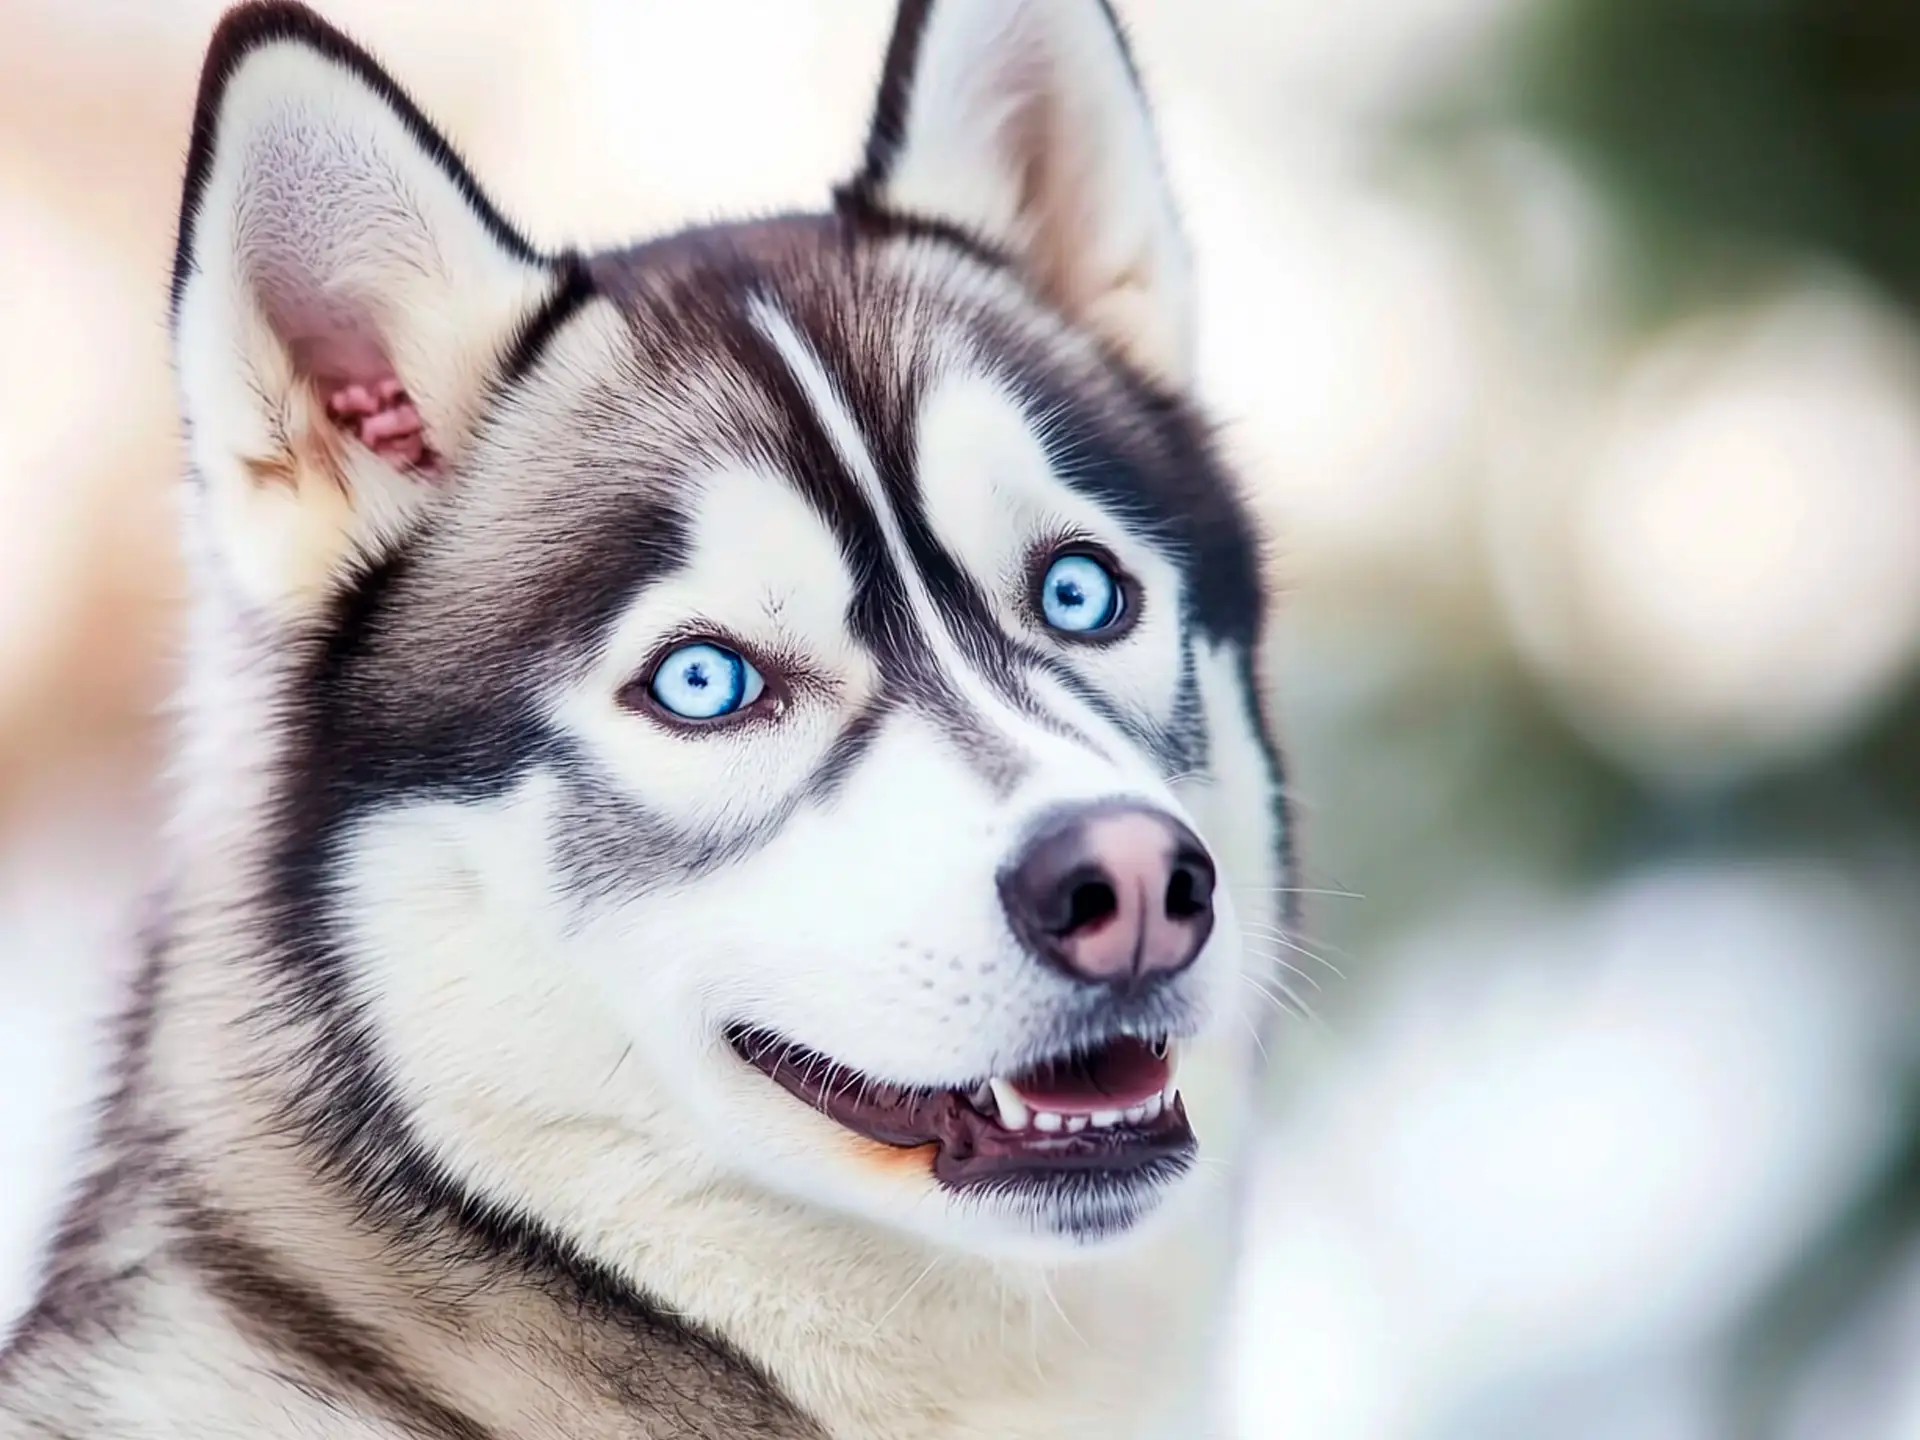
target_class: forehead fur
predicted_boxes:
[280,212,1264,820]
[423,219,1254,634]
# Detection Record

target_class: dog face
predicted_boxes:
[171,0,1288,1258]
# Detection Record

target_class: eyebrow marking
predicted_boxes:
[750,296,1047,782]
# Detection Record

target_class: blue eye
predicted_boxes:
[648,642,765,721]
[1039,552,1124,635]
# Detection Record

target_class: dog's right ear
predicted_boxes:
[171,2,583,616]
[840,0,1193,390]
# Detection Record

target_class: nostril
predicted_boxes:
[1060,877,1118,935]
[1002,803,1218,984]
[1164,854,1213,921]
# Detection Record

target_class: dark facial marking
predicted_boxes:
[171,1193,498,1440]
[501,252,598,385]
[721,288,1034,789]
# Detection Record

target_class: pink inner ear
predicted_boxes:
[323,372,430,471]
[282,311,440,475]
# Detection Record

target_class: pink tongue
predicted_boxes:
[1011,1037,1169,1115]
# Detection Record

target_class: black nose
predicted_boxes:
[998,802,1216,988]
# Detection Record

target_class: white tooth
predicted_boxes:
[1142,1095,1163,1121]
[988,1078,1031,1131]
[1034,1111,1064,1133]
[1090,1109,1123,1129]
[1123,1105,1148,1125]
[969,1083,994,1111]
[1067,1116,1089,1133]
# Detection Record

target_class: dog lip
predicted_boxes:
[929,1095,1195,1189]
[725,1026,1197,1190]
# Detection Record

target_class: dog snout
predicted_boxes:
[998,802,1216,989]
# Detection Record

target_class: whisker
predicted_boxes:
[1245,953,1343,1008]
[1239,927,1348,980]
[1247,955,1323,995]
[1240,961,1342,1037]
[1238,1010,1270,1061]
[1240,970,1313,1020]
[1230,883,1366,901]
[1038,1275,1088,1351]
[1026,1284,1045,1382]
[868,1256,943,1338]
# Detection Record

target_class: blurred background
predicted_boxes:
[4,1,1920,1435]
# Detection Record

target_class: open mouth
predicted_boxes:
[728,1026,1196,1190]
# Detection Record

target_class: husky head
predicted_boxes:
[169,0,1289,1262]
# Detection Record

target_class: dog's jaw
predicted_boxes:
[299,768,1260,1434]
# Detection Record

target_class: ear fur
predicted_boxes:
[839,0,1193,388]
[171,1,587,614]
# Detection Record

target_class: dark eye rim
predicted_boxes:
[619,633,791,732]
[1028,540,1140,645]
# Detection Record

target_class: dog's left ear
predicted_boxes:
[840,0,1192,388]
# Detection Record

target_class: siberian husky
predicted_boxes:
[0,1,1293,1435]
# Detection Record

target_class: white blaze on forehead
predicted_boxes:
[747,298,1043,752]
[914,369,1190,730]
[551,462,871,829]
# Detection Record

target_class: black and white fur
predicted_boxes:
[0,2,1292,1435]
